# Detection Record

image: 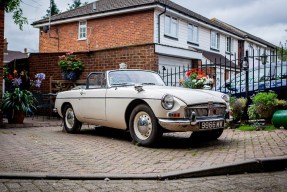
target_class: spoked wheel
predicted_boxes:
[129,104,162,147]
[63,104,82,133]
[190,128,224,141]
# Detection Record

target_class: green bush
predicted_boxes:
[249,92,278,121]
[248,105,259,120]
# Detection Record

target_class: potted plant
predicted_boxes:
[58,52,84,81]
[1,88,37,124]
[181,69,213,89]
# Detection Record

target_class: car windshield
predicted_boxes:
[108,70,165,87]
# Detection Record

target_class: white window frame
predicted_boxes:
[226,36,233,53]
[187,24,199,44]
[78,21,87,40]
[248,44,254,57]
[164,15,178,38]
[210,31,220,50]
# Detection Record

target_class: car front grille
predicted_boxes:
[185,102,226,118]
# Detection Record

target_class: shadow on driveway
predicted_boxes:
[71,126,234,149]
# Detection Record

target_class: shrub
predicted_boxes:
[250,92,278,121]
[248,104,259,120]
[230,97,247,121]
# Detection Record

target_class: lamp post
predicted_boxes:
[243,51,249,99]
[243,50,250,120]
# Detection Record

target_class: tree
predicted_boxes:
[43,0,60,18]
[67,0,88,11]
[1,0,28,30]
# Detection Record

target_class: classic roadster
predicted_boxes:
[54,69,230,146]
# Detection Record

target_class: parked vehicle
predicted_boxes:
[217,62,287,98]
[54,69,231,146]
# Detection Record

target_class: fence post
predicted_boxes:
[243,50,250,120]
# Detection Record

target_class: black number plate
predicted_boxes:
[200,121,224,130]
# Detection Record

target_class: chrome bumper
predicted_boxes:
[158,117,227,132]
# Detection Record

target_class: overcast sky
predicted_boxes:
[4,0,287,52]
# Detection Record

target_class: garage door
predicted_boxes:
[158,55,191,86]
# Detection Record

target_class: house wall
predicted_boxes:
[39,10,154,53]
[244,41,272,67]
[30,44,158,93]
[154,10,239,62]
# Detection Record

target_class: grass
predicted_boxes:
[264,125,277,132]
[237,124,277,131]
[238,125,257,131]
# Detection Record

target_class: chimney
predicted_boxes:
[24,48,27,54]
[4,38,8,53]
[93,1,97,11]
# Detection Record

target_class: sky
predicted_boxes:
[4,0,287,53]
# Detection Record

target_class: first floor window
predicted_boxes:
[165,15,178,38]
[226,36,233,53]
[248,44,254,57]
[211,31,220,50]
[78,21,87,40]
[188,24,199,44]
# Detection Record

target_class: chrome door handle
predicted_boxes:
[80,91,86,95]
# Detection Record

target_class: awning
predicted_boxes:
[202,50,237,69]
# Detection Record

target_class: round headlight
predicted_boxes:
[222,94,230,103]
[161,94,174,110]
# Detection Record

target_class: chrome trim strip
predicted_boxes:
[158,117,225,126]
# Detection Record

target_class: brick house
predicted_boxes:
[31,0,276,89]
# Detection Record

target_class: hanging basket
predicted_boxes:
[62,71,80,81]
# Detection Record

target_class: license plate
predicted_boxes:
[200,121,224,130]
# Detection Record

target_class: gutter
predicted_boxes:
[32,5,158,28]
[158,6,166,44]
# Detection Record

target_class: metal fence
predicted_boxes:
[158,50,287,99]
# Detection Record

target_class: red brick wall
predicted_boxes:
[30,44,158,93]
[39,10,154,53]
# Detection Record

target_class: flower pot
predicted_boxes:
[62,71,80,81]
[7,110,25,124]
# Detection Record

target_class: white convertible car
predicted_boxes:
[54,69,231,146]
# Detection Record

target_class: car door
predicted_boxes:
[78,72,107,120]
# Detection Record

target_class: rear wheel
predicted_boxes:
[63,104,82,133]
[190,128,224,141]
[129,104,162,147]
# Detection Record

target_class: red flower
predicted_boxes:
[186,71,192,76]
[8,74,13,79]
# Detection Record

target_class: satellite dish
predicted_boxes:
[43,25,50,33]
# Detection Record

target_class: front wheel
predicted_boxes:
[129,104,162,147]
[63,104,82,133]
[190,128,224,141]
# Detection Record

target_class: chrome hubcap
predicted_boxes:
[134,112,152,140]
[65,108,75,128]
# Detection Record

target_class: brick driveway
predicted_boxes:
[0,126,286,175]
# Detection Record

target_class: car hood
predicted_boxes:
[146,86,226,105]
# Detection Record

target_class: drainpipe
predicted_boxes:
[158,6,166,44]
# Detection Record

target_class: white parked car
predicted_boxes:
[54,69,231,147]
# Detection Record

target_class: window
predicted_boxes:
[165,15,178,38]
[78,21,87,40]
[210,31,220,50]
[271,50,275,63]
[226,37,233,53]
[187,24,199,44]
[248,44,254,57]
